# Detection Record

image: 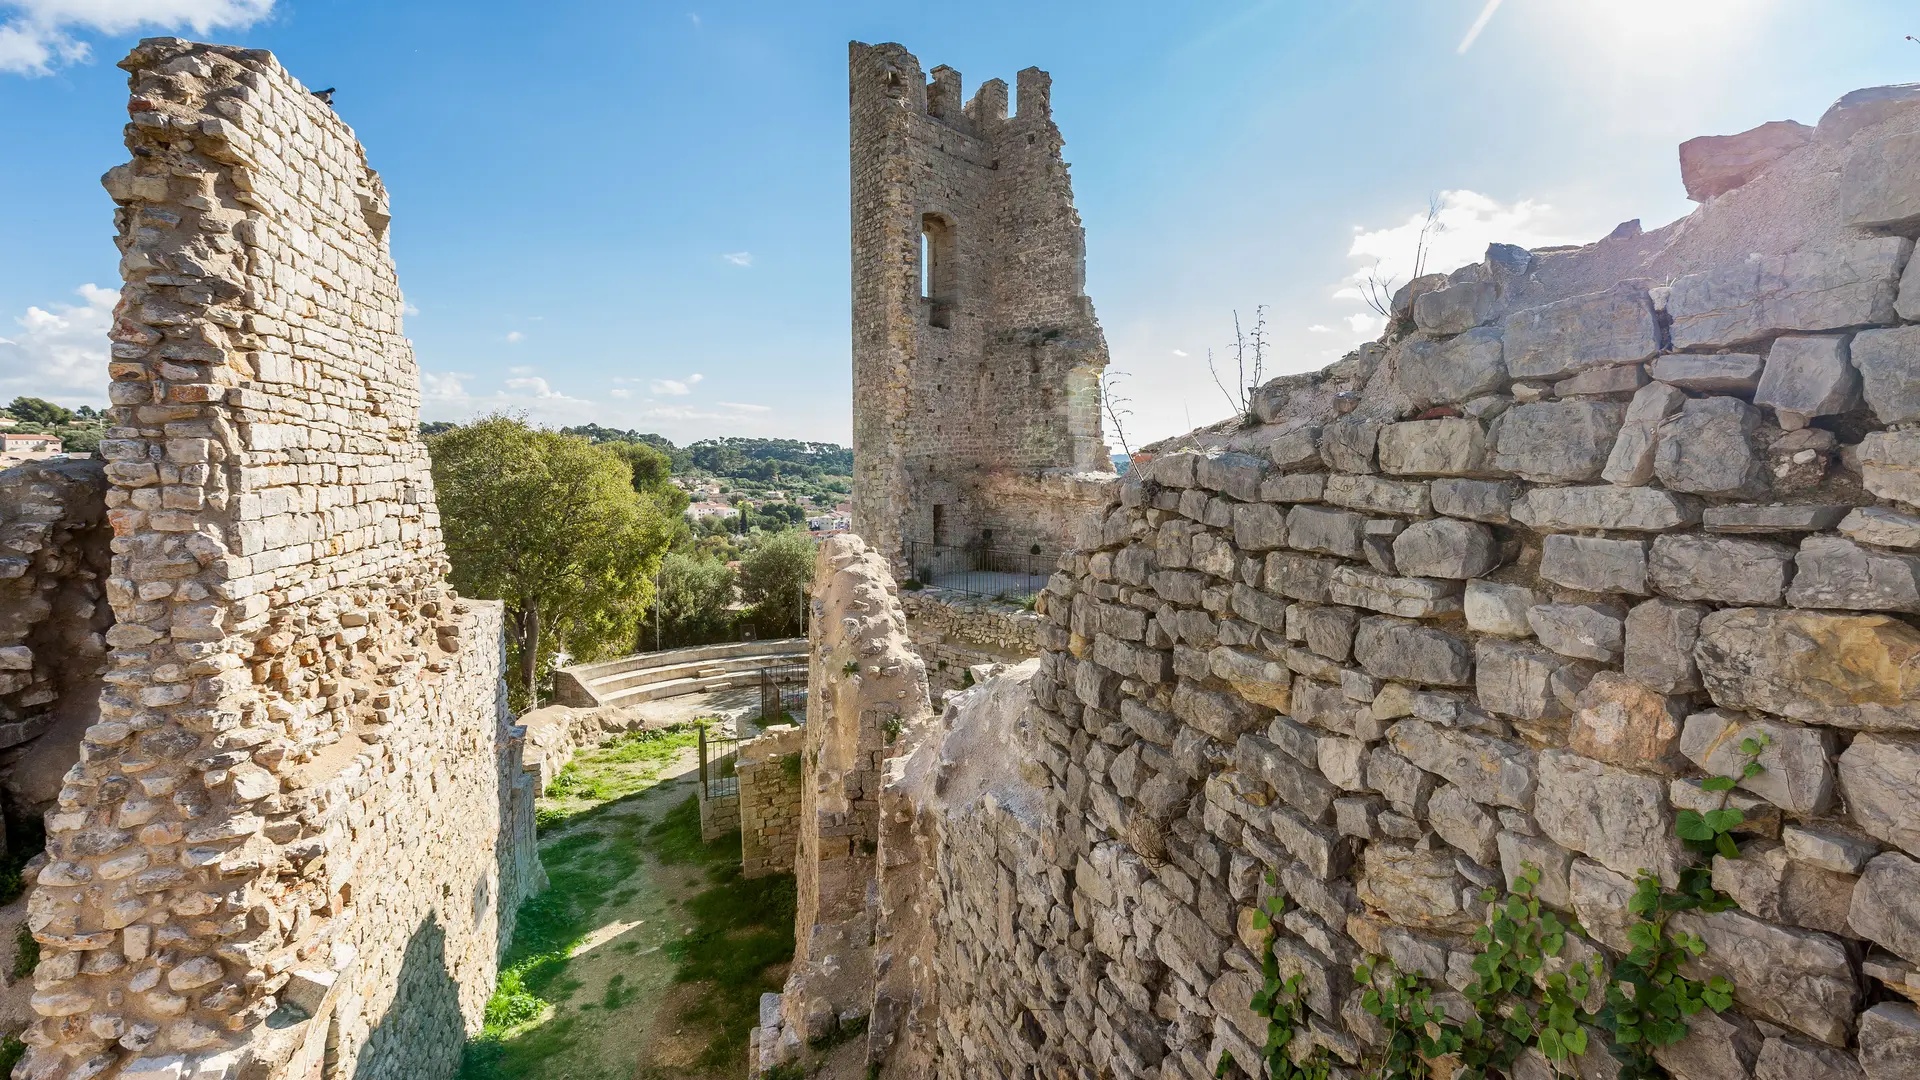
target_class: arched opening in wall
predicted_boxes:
[921,213,956,329]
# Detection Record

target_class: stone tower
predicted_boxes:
[849,41,1113,574]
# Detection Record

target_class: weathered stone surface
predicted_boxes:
[1754,1036,1867,1080]
[1465,581,1540,638]
[1681,710,1836,816]
[1322,418,1382,474]
[1490,401,1626,483]
[1367,745,1437,816]
[1570,672,1688,773]
[1198,452,1269,501]
[1502,284,1660,379]
[1840,737,1920,856]
[1286,505,1367,559]
[1667,237,1910,348]
[1754,335,1860,421]
[1667,906,1858,1045]
[1430,478,1515,523]
[1840,507,1920,549]
[1323,474,1431,517]
[1357,842,1478,931]
[1859,1002,1920,1080]
[1648,534,1796,606]
[1681,119,1812,201]
[1624,598,1708,693]
[1697,608,1920,731]
[1540,535,1649,595]
[1712,843,1856,936]
[1819,83,1920,144]
[1232,503,1289,551]
[1651,1004,1763,1080]
[1703,503,1852,533]
[1497,830,1573,910]
[1529,603,1625,663]
[1353,617,1471,687]
[1555,362,1647,398]
[1653,396,1770,498]
[1535,749,1689,885]
[1842,127,1920,228]
[1783,824,1881,875]
[1387,720,1535,809]
[1392,518,1499,580]
[1649,352,1766,393]
[1327,567,1463,619]
[1862,430,1920,509]
[1413,284,1499,337]
[1511,485,1701,532]
[1850,325,1920,426]
[1786,536,1920,613]
[1377,418,1490,478]
[1477,640,1582,722]
[1396,327,1505,406]
[1238,734,1337,822]
[1429,784,1499,865]
[1603,381,1689,486]
[1210,647,1294,710]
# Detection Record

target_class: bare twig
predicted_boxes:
[1206,346,1240,417]
[1100,369,1136,459]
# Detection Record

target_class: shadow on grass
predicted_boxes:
[460,791,795,1080]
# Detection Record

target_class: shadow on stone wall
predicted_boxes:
[353,917,465,1080]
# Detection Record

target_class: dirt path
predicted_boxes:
[459,726,796,1080]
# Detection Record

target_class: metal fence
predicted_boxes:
[759,663,808,725]
[697,724,741,800]
[902,540,1056,600]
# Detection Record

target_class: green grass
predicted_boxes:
[537,725,702,833]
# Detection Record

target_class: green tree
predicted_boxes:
[6,397,74,425]
[737,529,816,638]
[652,552,738,648]
[428,415,673,702]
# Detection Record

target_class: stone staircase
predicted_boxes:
[552,638,807,709]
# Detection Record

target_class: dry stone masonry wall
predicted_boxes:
[737,726,803,880]
[16,39,538,1080]
[793,81,1920,1080]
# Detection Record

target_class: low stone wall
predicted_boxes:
[899,589,1041,694]
[738,726,803,879]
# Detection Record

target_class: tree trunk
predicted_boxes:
[517,601,542,704]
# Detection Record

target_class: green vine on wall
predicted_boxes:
[1221,881,1333,1080]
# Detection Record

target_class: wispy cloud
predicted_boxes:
[1334,189,1568,329]
[417,368,780,442]
[610,387,631,399]
[721,251,753,267]
[1307,324,1333,333]
[1171,349,1188,357]
[1456,0,1504,54]
[719,401,770,413]
[0,283,115,403]
[0,0,276,75]
[504,330,525,344]
[687,11,700,26]
[651,372,704,396]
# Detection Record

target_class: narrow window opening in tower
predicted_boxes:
[921,213,955,328]
[932,504,947,546]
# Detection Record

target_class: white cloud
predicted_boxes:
[721,251,752,267]
[402,301,419,316]
[1346,313,1386,337]
[1,0,274,75]
[1171,349,1188,357]
[687,11,700,25]
[417,368,780,442]
[609,387,631,399]
[649,372,703,396]
[0,283,115,404]
[508,365,534,375]
[1306,324,1333,333]
[504,331,525,344]
[719,401,770,413]
[1456,0,1504,54]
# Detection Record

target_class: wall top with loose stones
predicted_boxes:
[1025,85,1920,1080]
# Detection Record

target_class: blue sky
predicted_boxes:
[2,1,1917,449]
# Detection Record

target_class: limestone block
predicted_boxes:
[1782,825,1880,875]
[1754,1036,1867,1080]
[1673,905,1860,1045]
[1859,1002,1920,1080]
[1667,237,1910,348]
[1624,598,1708,693]
[1501,283,1660,379]
[1286,505,1366,559]
[1231,582,1289,631]
[1265,552,1338,603]
[1209,647,1292,710]
[1173,680,1271,742]
[1648,353,1766,393]
[1534,748,1690,885]
[1754,335,1860,421]
[1862,430,1920,508]
[1528,603,1625,663]
[1570,672,1688,773]
[1850,325,1920,425]
[1489,400,1625,483]
[1237,734,1336,822]
[1429,784,1500,865]
[1357,842,1479,931]
[1391,518,1499,579]
[1323,474,1431,516]
[1327,567,1463,618]
[1377,418,1490,478]
[1476,639,1585,722]
[1197,452,1268,502]
[1570,857,1642,952]
[1653,396,1770,498]
[1262,471,1326,502]
[1430,478,1515,523]
[1703,503,1851,533]
[1318,736,1369,791]
[1412,283,1499,336]
[1267,427,1322,472]
[1839,507,1920,549]
[1651,1006,1763,1080]
[1539,534,1649,595]
[1386,719,1535,809]
[1511,484,1701,531]
[1321,418,1382,474]
[1680,709,1836,816]
[1603,381,1688,486]
[1554,362,1647,398]
[1786,536,1920,613]
[1818,84,1920,146]
[1352,617,1471,687]
[1680,119,1812,200]
[1648,534,1796,606]
[1697,608,1920,731]
[1840,737,1920,856]
[1841,127,1920,228]
[1465,581,1539,638]
[1231,503,1288,552]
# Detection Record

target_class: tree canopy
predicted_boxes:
[6,396,75,425]
[737,529,817,639]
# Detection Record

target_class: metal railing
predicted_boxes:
[758,663,808,725]
[697,724,741,800]
[902,540,1056,600]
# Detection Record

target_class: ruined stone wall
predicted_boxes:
[18,39,537,1080]
[830,85,1920,1080]
[738,725,803,880]
[898,590,1041,695]
[849,41,1112,570]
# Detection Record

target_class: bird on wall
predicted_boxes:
[312,87,336,105]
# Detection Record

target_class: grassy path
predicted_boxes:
[459,725,797,1080]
